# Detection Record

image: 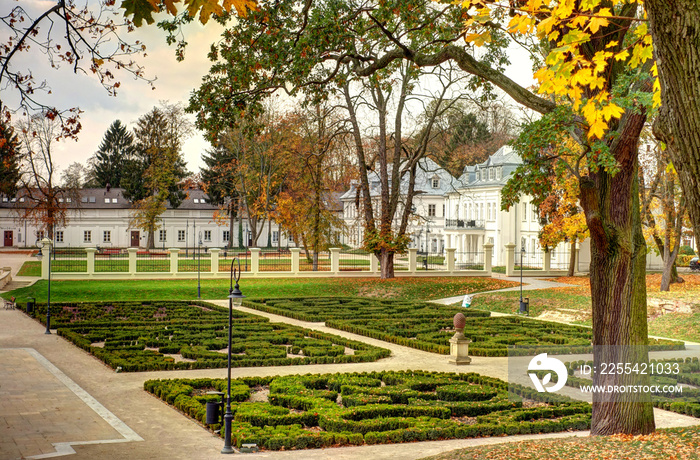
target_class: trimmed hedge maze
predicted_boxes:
[31,301,389,371]
[145,370,591,451]
[564,357,700,418]
[243,297,683,356]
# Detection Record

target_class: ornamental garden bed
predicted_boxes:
[144,370,591,451]
[28,301,390,372]
[243,297,684,357]
[561,357,700,419]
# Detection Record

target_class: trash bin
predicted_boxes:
[26,298,35,314]
[205,401,220,425]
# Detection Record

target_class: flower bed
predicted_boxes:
[243,297,683,357]
[144,370,591,451]
[30,301,390,371]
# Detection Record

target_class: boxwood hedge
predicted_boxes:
[243,297,683,357]
[145,370,591,451]
[29,301,390,371]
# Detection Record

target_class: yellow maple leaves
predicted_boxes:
[461,0,658,140]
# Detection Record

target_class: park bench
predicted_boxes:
[3,296,16,310]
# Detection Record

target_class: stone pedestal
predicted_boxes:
[449,333,472,365]
[449,312,471,365]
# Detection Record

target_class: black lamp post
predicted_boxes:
[197,231,203,299]
[519,241,529,315]
[35,238,52,334]
[222,258,245,454]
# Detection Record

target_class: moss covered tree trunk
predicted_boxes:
[580,112,655,436]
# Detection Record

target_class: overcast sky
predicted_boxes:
[7,1,536,178]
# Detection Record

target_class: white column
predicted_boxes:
[170,248,179,274]
[250,248,260,274]
[85,247,96,275]
[209,248,220,275]
[291,248,301,273]
[484,243,493,273]
[41,238,51,280]
[505,243,516,277]
[446,248,456,272]
[128,248,137,274]
[408,248,418,273]
[330,247,340,273]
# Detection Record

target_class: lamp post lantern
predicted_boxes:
[197,231,203,299]
[222,258,245,454]
[35,237,52,334]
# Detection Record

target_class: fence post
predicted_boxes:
[290,248,300,274]
[41,238,51,280]
[330,247,340,273]
[370,253,379,273]
[505,243,516,277]
[543,249,551,272]
[128,248,137,275]
[483,243,493,274]
[250,248,260,274]
[85,247,97,275]
[446,248,456,272]
[209,248,220,275]
[408,248,418,273]
[169,248,179,275]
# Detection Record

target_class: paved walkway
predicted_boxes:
[2,294,700,460]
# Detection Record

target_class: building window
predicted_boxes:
[104,198,110,203]
[442,204,445,217]
[112,198,117,203]
[204,230,211,242]
[428,204,436,217]
[55,231,64,243]
[497,167,503,180]
[489,168,494,180]
[103,231,111,243]
[66,197,72,203]
[532,203,538,221]
[522,202,528,221]
[84,231,92,243]
[223,230,230,242]
[431,178,439,188]
[193,198,200,204]
[272,231,279,243]
[178,230,185,242]
[89,196,96,203]
[81,196,88,203]
[159,230,167,242]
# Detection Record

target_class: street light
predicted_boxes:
[197,231,203,299]
[34,237,52,334]
[519,241,529,315]
[222,258,245,455]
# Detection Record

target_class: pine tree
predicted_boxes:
[87,120,135,188]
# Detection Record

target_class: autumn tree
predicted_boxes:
[188,0,493,278]
[205,0,661,434]
[0,119,21,197]
[646,2,700,270]
[639,141,688,291]
[200,145,240,248]
[60,162,88,190]
[124,103,190,249]
[273,101,348,268]
[14,111,76,238]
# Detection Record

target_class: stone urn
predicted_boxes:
[453,312,466,337]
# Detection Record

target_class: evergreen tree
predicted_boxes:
[123,104,190,248]
[0,119,21,197]
[87,120,135,188]
[201,145,239,247]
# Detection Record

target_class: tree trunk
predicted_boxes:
[379,248,394,279]
[568,240,576,277]
[579,112,655,436]
[647,2,700,268]
[228,201,235,249]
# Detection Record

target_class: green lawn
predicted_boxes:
[2,277,517,305]
[422,425,700,460]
